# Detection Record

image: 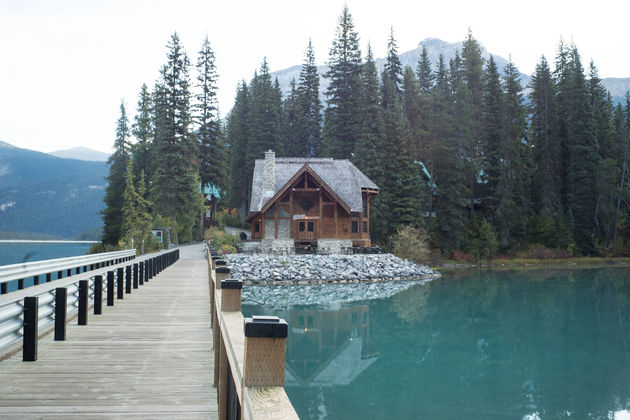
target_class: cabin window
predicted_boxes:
[299,222,305,232]
[362,197,368,217]
[351,221,359,233]
[362,221,367,233]
[307,221,314,232]
[255,223,260,233]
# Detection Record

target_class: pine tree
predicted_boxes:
[151,32,201,244]
[131,84,154,190]
[384,27,403,95]
[296,40,322,157]
[195,36,227,195]
[416,45,434,93]
[122,160,154,252]
[530,56,560,219]
[564,46,599,254]
[353,45,386,242]
[322,5,363,159]
[283,79,301,155]
[102,101,131,246]
[226,81,251,212]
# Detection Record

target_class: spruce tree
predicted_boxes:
[296,40,322,157]
[102,101,131,246]
[416,46,434,93]
[195,36,227,195]
[151,32,201,244]
[283,79,301,155]
[226,81,251,212]
[384,27,403,95]
[131,84,154,190]
[322,5,363,159]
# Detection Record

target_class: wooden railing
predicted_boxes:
[0,249,137,295]
[0,249,179,359]
[206,244,299,420]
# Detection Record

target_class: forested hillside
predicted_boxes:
[0,141,106,239]
[225,7,630,257]
[100,6,630,258]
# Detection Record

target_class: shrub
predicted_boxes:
[389,225,431,265]
[205,226,240,253]
[452,250,473,262]
[216,209,250,229]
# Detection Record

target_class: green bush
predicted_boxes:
[389,225,431,265]
[205,227,240,253]
[216,211,250,229]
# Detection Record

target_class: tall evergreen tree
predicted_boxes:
[322,6,363,159]
[226,81,251,212]
[283,79,301,156]
[151,32,201,243]
[102,101,131,246]
[296,40,322,157]
[416,45,434,93]
[530,56,560,220]
[131,84,154,190]
[195,36,227,194]
[384,27,403,95]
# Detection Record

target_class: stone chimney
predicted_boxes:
[262,150,275,200]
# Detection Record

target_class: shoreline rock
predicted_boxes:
[225,253,439,284]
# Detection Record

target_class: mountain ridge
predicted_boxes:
[49,146,109,162]
[270,37,629,105]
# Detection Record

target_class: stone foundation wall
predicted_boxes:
[261,239,295,254]
[317,239,353,254]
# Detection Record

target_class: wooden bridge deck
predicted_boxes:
[0,244,217,419]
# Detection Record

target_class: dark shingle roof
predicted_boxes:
[250,158,378,213]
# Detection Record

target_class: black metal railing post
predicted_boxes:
[117,267,124,300]
[23,296,39,361]
[94,275,103,315]
[107,271,115,306]
[54,288,67,341]
[125,265,132,294]
[78,279,88,325]
[133,263,139,289]
[139,261,144,285]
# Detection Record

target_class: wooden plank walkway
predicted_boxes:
[0,244,217,419]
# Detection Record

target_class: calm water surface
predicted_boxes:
[0,242,92,266]
[244,268,630,419]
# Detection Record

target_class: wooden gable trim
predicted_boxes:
[259,164,351,216]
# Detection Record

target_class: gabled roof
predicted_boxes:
[249,157,379,214]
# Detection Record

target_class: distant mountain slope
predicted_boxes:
[49,147,109,162]
[271,37,628,105]
[0,141,107,239]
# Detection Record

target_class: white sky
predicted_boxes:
[1,0,629,154]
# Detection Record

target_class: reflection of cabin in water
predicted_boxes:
[284,305,378,387]
[245,150,379,253]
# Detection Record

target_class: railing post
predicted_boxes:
[78,279,88,325]
[107,271,115,306]
[221,279,242,312]
[243,316,289,386]
[1,283,7,294]
[215,265,230,286]
[33,275,39,286]
[125,265,132,294]
[23,296,39,361]
[133,263,139,289]
[94,275,103,315]
[54,288,67,341]
[117,267,124,300]
[46,273,52,282]
[139,261,144,285]
[145,259,150,282]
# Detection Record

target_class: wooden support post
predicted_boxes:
[107,271,115,306]
[78,279,88,325]
[220,279,242,312]
[215,266,230,287]
[23,296,39,361]
[243,316,288,387]
[94,275,103,315]
[54,288,67,341]
[274,203,279,239]
[139,261,144,285]
[125,265,132,294]
[117,267,124,300]
[218,337,228,420]
[334,203,338,236]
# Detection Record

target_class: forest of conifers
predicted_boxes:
[103,6,630,257]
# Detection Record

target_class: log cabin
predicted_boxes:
[245,150,379,253]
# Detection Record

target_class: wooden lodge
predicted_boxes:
[245,150,379,253]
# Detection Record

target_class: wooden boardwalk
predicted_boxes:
[0,244,217,419]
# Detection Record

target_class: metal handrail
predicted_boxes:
[0,249,136,286]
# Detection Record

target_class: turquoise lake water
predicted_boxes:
[244,268,630,419]
[0,242,92,266]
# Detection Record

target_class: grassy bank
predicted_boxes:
[437,257,630,270]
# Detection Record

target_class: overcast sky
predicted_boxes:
[1,0,629,155]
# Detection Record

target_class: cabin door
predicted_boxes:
[295,220,317,241]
